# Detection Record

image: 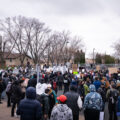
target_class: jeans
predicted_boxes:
[11,102,19,116]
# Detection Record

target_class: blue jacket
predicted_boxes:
[93,80,101,91]
[17,87,42,120]
[117,96,120,113]
[84,85,103,111]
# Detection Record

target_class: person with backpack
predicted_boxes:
[37,89,50,120]
[6,79,12,107]
[50,95,73,120]
[106,84,119,120]
[97,82,106,111]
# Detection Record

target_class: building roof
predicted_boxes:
[3,52,31,59]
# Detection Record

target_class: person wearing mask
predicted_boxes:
[17,87,42,120]
[65,85,82,120]
[50,95,73,120]
[83,84,103,120]
[106,84,119,120]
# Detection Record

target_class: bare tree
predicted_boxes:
[24,18,51,64]
[0,16,30,66]
[113,40,120,59]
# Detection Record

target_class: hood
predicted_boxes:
[36,83,48,95]
[89,84,96,92]
[56,104,69,112]
[26,87,36,99]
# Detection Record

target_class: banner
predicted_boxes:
[72,64,78,72]
[108,67,118,74]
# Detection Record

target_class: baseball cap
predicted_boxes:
[57,95,67,103]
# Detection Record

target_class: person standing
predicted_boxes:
[83,84,103,120]
[11,80,22,117]
[37,89,50,120]
[50,95,73,120]
[6,79,12,107]
[93,76,101,91]
[65,85,82,120]
[0,78,5,104]
[57,72,64,90]
[17,87,42,120]
[106,84,119,120]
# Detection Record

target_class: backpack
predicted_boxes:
[6,83,12,94]
[109,90,118,104]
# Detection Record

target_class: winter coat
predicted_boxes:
[84,85,103,111]
[65,91,82,115]
[93,80,101,91]
[17,87,42,120]
[37,93,50,115]
[27,78,37,88]
[11,81,22,103]
[97,87,106,103]
[84,84,89,96]
[57,75,64,83]
[78,85,85,100]
[0,81,5,93]
[50,104,73,120]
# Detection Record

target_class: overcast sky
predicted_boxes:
[0,0,120,57]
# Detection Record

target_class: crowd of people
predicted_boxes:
[0,66,120,120]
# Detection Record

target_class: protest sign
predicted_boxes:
[108,67,118,74]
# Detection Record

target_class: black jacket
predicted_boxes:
[11,81,22,103]
[37,93,50,115]
[27,78,37,88]
[65,91,80,115]
[0,81,5,93]
[17,87,42,120]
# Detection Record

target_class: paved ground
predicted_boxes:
[0,90,109,120]
[0,101,17,120]
[0,101,84,120]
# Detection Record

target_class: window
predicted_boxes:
[10,59,12,62]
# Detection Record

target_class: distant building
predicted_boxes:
[3,52,33,67]
[85,58,93,64]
